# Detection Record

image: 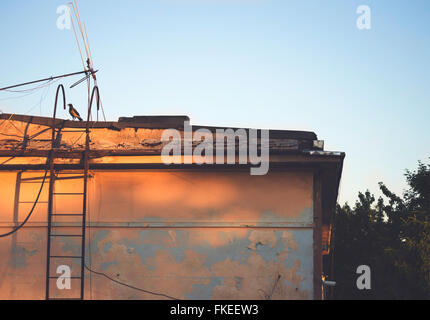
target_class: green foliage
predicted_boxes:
[333,161,430,299]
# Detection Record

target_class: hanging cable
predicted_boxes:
[83,264,180,300]
[0,114,15,130]
[0,90,45,102]
[24,78,59,115]
[0,157,15,165]
[0,167,49,238]
[2,79,55,93]
[0,70,89,92]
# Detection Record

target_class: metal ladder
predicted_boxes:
[11,160,88,300]
[45,168,89,300]
[44,84,97,300]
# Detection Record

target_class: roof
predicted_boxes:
[0,112,345,248]
[0,113,318,140]
[0,113,326,156]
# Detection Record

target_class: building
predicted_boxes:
[0,112,344,300]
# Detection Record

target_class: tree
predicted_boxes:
[332,160,430,299]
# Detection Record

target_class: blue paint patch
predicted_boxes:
[185,277,223,300]
[283,278,294,288]
[101,261,118,271]
[150,230,253,268]
[88,230,111,255]
[120,241,163,265]
[183,230,252,268]
[28,249,37,256]
[29,231,43,242]
[60,237,81,255]
[283,230,313,296]
[9,246,34,269]
[96,228,313,298]
[102,242,112,254]
[119,230,166,265]
[200,231,251,267]
[235,277,243,290]
[146,264,156,271]
[252,232,285,264]
[167,246,186,263]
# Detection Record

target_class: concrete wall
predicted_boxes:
[0,170,314,300]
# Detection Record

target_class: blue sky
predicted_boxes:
[0,0,429,204]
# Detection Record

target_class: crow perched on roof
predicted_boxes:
[68,104,83,121]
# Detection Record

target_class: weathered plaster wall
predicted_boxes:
[0,118,315,165]
[0,170,314,300]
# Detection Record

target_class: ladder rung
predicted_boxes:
[21,181,45,184]
[53,193,84,195]
[49,256,82,259]
[48,298,82,300]
[51,214,84,216]
[50,234,83,237]
[48,276,82,279]
[54,176,85,181]
[60,130,87,132]
[55,172,84,175]
[19,201,48,204]
[21,177,48,182]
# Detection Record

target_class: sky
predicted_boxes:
[0,0,429,204]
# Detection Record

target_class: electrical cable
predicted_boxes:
[0,114,15,130]
[83,264,180,300]
[0,90,44,102]
[0,157,15,165]
[8,119,24,135]
[0,168,49,238]
[2,79,54,93]
[0,84,56,237]
[24,78,58,115]
[0,132,22,138]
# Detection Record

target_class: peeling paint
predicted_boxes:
[89,230,111,254]
[101,261,118,271]
[186,276,223,300]
[102,241,112,254]
[9,246,37,269]
[0,170,316,300]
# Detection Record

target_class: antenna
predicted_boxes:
[70,69,99,89]
[1,0,106,121]
[0,70,90,92]
[68,0,105,121]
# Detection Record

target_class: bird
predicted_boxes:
[68,104,83,121]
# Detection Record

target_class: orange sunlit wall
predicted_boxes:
[0,169,315,300]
